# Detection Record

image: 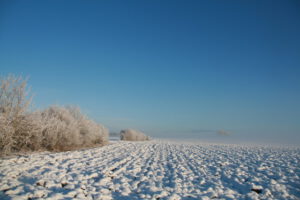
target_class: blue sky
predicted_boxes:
[1,0,300,144]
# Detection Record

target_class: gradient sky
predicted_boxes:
[1,0,300,144]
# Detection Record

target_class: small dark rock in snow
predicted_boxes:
[36,180,46,187]
[61,182,68,187]
[251,188,263,194]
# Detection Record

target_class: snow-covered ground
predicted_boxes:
[0,140,299,200]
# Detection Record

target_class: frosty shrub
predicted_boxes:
[0,75,108,155]
[38,106,109,151]
[120,129,150,141]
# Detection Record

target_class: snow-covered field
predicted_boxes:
[0,140,299,200]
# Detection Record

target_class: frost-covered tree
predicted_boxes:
[0,75,109,155]
[0,75,37,154]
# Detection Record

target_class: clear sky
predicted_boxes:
[1,0,300,144]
